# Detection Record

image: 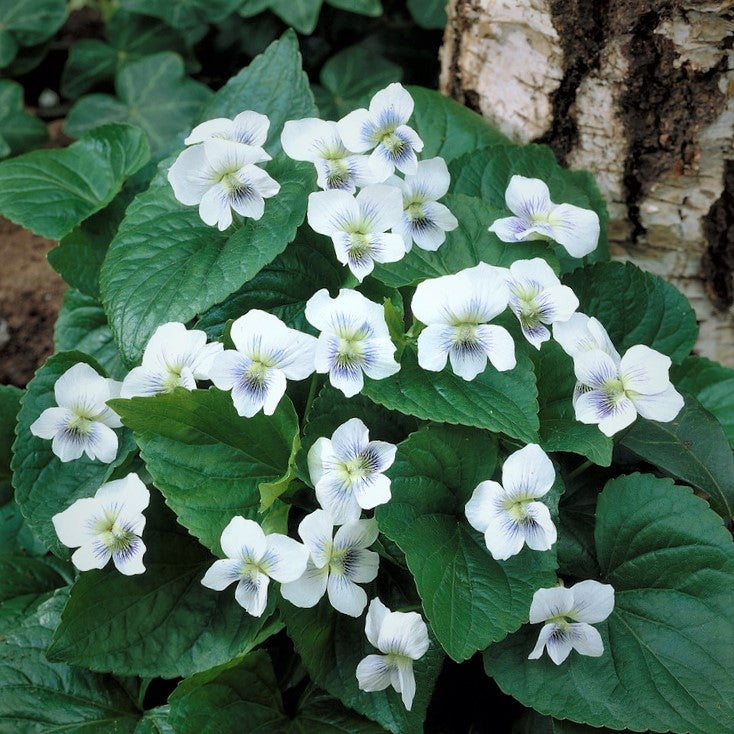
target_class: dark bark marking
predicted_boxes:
[702,159,734,309]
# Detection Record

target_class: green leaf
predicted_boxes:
[532,341,613,466]
[485,473,734,734]
[314,44,401,119]
[362,346,539,444]
[0,80,47,158]
[0,384,22,480]
[11,351,135,555]
[118,0,242,28]
[671,355,734,446]
[47,492,281,678]
[197,229,347,339]
[620,393,734,519]
[0,589,150,733]
[327,0,382,14]
[564,261,698,362]
[48,191,132,298]
[407,0,446,28]
[61,11,193,99]
[0,0,66,68]
[54,289,127,380]
[376,425,558,661]
[450,143,610,268]
[200,30,318,157]
[268,0,322,34]
[372,193,556,288]
[169,649,387,733]
[281,597,443,734]
[65,52,212,156]
[0,554,66,601]
[101,155,313,366]
[409,86,508,164]
[0,123,149,239]
[109,388,299,553]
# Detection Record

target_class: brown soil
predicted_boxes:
[0,217,65,387]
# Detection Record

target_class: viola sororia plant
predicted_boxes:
[1,29,734,734]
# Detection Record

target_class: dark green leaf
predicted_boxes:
[0,0,66,67]
[0,383,22,479]
[407,0,446,29]
[118,0,242,28]
[564,261,697,363]
[0,123,149,239]
[0,80,46,158]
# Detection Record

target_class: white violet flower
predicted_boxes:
[307,418,397,524]
[307,185,406,281]
[411,263,516,380]
[553,312,620,363]
[338,82,424,180]
[356,597,430,711]
[201,516,309,617]
[281,118,376,192]
[51,473,149,575]
[465,443,557,560]
[280,510,379,616]
[209,309,317,418]
[505,258,579,349]
[30,362,122,463]
[305,288,400,397]
[168,139,279,230]
[185,109,270,150]
[120,322,223,398]
[573,345,684,436]
[388,157,458,251]
[528,580,615,664]
[489,175,600,258]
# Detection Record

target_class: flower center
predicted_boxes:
[243,360,272,390]
[602,376,627,403]
[324,158,351,188]
[451,322,482,353]
[221,173,251,203]
[67,412,93,436]
[347,233,373,263]
[380,132,406,157]
[335,335,366,368]
[160,368,186,393]
[94,514,136,553]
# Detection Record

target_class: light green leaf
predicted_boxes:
[11,351,136,555]
[54,289,127,380]
[0,0,66,68]
[450,143,610,268]
[376,425,558,661]
[109,388,299,552]
[532,341,612,466]
[362,345,539,444]
[0,123,149,239]
[485,473,734,734]
[671,355,734,446]
[101,155,313,366]
[409,86,508,164]
[620,393,734,519]
[118,0,242,28]
[407,0,446,28]
[65,52,212,155]
[281,597,443,734]
[47,492,281,678]
[314,44,401,119]
[200,30,318,156]
[564,261,697,363]
[0,80,46,158]
[372,193,556,288]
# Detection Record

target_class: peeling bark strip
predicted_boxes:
[440,0,734,366]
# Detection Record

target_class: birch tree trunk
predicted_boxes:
[439,0,734,366]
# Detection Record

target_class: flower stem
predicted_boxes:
[302,373,321,424]
[566,459,593,481]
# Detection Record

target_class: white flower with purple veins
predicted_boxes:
[489,175,600,258]
[505,258,579,349]
[120,322,223,398]
[201,516,309,617]
[465,444,557,561]
[168,139,279,230]
[574,345,684,436]
[412,263,516,381]
[307,185,406,281]
[51,473,149,575]
[30,363,122,463]
[388,157,458,252]
[356,597,430,711]
[552,312,620,362]
[281,510,379,616]
[281,118,376,193]
[185,110,270,149]
[338,83,424,180]
[209,310,317,418]
[528,580,615,664]
[305,288,400,397]
[308,418,397,524]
